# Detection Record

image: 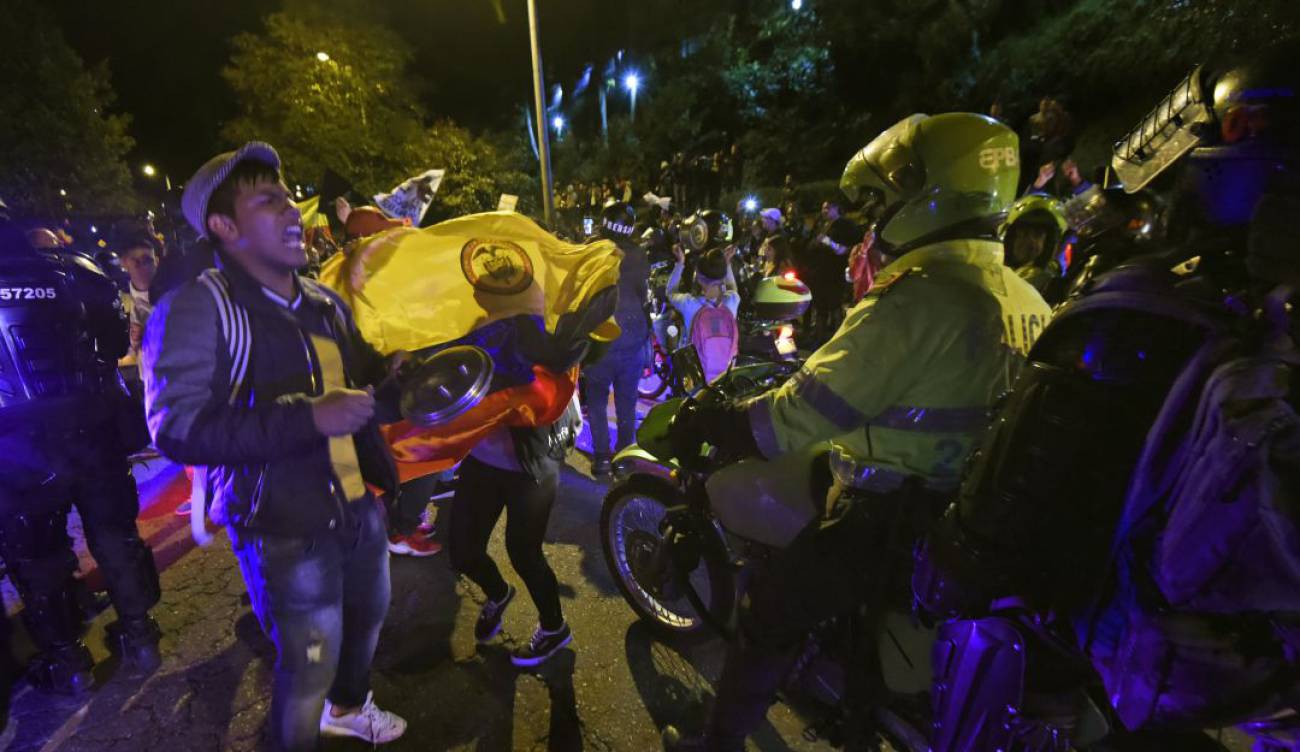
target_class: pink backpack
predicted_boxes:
[689,303,738,383]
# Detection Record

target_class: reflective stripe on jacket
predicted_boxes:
[747,239,1052,485]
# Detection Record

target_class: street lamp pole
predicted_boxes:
[624,73,641,123]
[526,0,555,227]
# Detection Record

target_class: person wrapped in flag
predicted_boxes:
[319,208,622,668]
[318,209,622,481]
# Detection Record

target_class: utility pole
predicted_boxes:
[527,0,555,226]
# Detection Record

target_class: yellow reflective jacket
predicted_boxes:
[747,239,1052,486]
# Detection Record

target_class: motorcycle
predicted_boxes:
[599,352,932,750]
[738,271,808,361]
[602,352,1160,752]
[639,259,682,400]
[637,250,811,401]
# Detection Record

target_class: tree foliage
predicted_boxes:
[0,0,137,218]
[585,0,1300,189]
[721,6,869,185]
[222,2,531,215]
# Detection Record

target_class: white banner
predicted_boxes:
[375,168,445,226]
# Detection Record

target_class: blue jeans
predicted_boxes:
[233,497,391,752]
[582,343,643,457]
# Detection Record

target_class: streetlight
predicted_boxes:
[791,0,803,9]
[142,162,172,191]
[58,188,67,197]
[316,51,330,62]
[552,115,565,138]
[624,72,641,122]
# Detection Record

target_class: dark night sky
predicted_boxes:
[48,0,643,179]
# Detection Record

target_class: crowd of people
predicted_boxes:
[555,143,746,231]
[2,35,1300,752]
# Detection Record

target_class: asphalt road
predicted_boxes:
[0,445,1256,752]
[0,452,834,752]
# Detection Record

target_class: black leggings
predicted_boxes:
[448,455,563,630]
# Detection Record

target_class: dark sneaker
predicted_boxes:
[591,454,612,479]
[106,615,162,676]
[475,585,515,643]
[26,643,94,695]
[510,622,573,667]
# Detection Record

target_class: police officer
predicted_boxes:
[0,202,161,694]
[1001,193,1069,303]
[915,40,1300,751]
[662,113,1051,751]
[583,201,651,478]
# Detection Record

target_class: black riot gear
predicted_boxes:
[0,213,161,693]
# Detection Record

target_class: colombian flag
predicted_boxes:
[296,195,339,253]
[319,211,622,477]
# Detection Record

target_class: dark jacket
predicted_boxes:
[149,240,216,305]
[142,252,399,537]
[609,235,651,349]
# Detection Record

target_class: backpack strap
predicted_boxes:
[188,269,253,545]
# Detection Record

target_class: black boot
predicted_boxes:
[106,614,162,676]
[592,454,613,479]
[26,642,94,695]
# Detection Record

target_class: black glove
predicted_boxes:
[670,397,762,468]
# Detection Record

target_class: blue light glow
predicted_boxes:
[791,0,803,9]
[624,72,640,94]
[743,197,759,212]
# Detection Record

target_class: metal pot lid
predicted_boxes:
[400,345,495,427]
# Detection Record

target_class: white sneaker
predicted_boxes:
[320,691,407,744]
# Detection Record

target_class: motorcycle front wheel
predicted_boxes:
[600,475,735,639]
[638,349,670,400]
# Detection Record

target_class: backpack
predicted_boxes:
[1084,289,1300,730]
[689,302,738,384]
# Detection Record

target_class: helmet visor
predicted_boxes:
[840,114,927,206]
